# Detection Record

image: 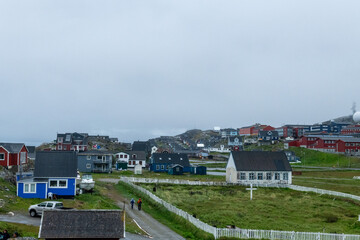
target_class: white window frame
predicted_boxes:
[24,183,36,193]
[275,173,280,180]
[20,152,26,164]
[87,155,91,160]
[156,165,160,170]
[283,173,289,180]
[0,153,4,161]
[161,165,165,170]
[49,179,68,188]
[86,163,91,169]
[249,172,255,180]
[240,172,246,180]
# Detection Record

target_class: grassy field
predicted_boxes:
[93,169,225,182]
[115,181,215,240]
[138,184,360,234]
[293,170,360,195]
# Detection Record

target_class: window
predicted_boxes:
[46,203,53,208]
[240,172,246,180]
[86,163,91,169]
[20,152,26,164]
[257,173,263,180]
[132,154,137,159]
[58,145,62,150]
[38,202,46,207]
[124,155,128,158]
[49,179,68,188]
[139,161,142,165]
[161,165,165,170]
[0,153,4,160]
[283,173,289,180]
[275,173,280,180]
[156,165,160,170]
[97,156,102,160]
[249,173,255,180]
[87,155,91,160]
[266,173,272,180]
[24,183,36,193]
[120,155,123,158]
[176,167,179,171]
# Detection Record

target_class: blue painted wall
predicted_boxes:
[48,178,76,196]
[17,182,47,199]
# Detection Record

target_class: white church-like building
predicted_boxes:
[226,151,292,185]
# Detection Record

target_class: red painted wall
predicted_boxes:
[0,147,9,166]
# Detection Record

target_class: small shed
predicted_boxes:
[191,165,207,175]
[168,164,183,175]
[116,162,128,170]
[134,164,142,175]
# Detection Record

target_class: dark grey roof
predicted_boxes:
[34,151,77,178]
[231,151,292,171]
[127,151,146,160]
[258,131,279,138]
[26,146,36,159]
[0,143,26,153]
[132,141,148,151]
[39,210,124,239]
[152,153,190,166]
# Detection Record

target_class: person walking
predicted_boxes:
[137,198,142,211]
[130,198,135,209]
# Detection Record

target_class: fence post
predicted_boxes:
[214,227,217,239]
[316,232,320,240]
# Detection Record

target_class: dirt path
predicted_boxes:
[99,178,185,240]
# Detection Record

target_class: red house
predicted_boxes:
[0,143,28,167]
[239,124,275,136]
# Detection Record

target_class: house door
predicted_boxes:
[102,165,106,172]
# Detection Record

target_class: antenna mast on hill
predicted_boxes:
[352,102,357,114]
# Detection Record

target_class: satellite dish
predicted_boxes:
[353,112,360,123]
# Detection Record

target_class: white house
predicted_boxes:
[127,151,146,168]
[114,152,130,163]
[226,151,292,185]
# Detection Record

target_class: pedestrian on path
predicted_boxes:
[137,198,142,211]
[130,198,135,209]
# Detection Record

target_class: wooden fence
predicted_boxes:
[120,178,360,240]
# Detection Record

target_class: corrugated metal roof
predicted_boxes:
[231,151,292,171]
[34,151,77,178]
[39,210,124,238]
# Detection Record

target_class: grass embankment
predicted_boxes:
[138,184,360,234]
[293,170,360,195]
[93,169,224,182]
[0,221,39,238]
[115,181,215,240]
[290,147,360,168]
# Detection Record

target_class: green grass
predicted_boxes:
[292,170,360,195]
[0,221,39,238]
[115,181,215,240]
[290,147,360,168]
[138,184,360,234]
[198,162,227,168]
[93,169,225,182]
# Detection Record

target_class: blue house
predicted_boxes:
[190,165,207,175]
[77,150,112,173]
[168,164,184,175]
[17,151,77,199]
[150,153,190,173]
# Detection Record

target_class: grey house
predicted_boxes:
[77,150,112,173]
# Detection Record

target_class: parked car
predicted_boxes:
[28,201,72,217]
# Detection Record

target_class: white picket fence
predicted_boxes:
[120,178,360,240]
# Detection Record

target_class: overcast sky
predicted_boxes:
[1,0,360,145]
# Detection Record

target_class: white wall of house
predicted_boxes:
[226,154,237,183]
[128,159,146,168]
[226,171,292,185]
[115,152,129,163]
